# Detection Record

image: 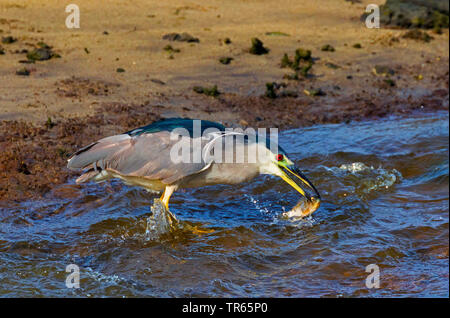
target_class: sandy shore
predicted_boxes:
[0,0,448,201]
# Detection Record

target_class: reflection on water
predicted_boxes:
[0,112,448,297]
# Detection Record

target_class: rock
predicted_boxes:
[0,47,4,55]
[150,79,166,85]
[36,42,51,49]
[304,88,326,96]
[19,60,35,64]
[16,68,30,76]
[162,32,200,43]
[239,119,249,126]
[223,37,232,44]
[1,36,17,44]
[45,117,55,129]
[321,44,335,52]
[281,53,292,68]
[383,78,396,87]
[295,48,312,61]
[249,38,269,55]
[219,57,233,65]
[402,29,434,42]
[163,44,180,53]
[193,85,220,97]
[281,48,313,76]
[281,48,314,79]
[279,89,298,98]
[265,31,290,36]
[265,82,277,98]
[353,43,362,49]
[27,48,52,61]
[116,68,125,73]
[372,65,395,76]
[283,73,299,81]
[17,162,31,175]
[299,63,313,77]
[377,0,449,29]
[325,62,340,69]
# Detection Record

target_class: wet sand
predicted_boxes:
[0,0,449,201]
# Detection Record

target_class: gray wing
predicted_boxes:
[67,131,210,184]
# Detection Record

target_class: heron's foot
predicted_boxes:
[166,209,179,227]
[184,224,215,236]
[191,227,215,235]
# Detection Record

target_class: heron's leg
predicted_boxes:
[160,185,178,224]
[160,185,176,209]
[160,185,213,235]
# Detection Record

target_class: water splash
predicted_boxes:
[324,162,402,196]
[145,199,179,240]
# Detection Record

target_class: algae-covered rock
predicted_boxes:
[1,36,17,44]
[19,59,35,64]
[321,44,335,52]
[219,57,233,65]
[402,29,434,41]
[162,32,200,43]
[283,73,299,81]
[265,31,290,36]
[27,48,52,61]
[304,88,326,97]
[249,38,269,55]
[372,65,396,76]
[376,0,449,29]
[281,53,293,68]
[193,85,220,97]
[281,48,314,78]
[45,117,55,129]
[37,42,51,49]
[295,48,312,61]
[325,62,340,69]
[264,82,292,98]
[265,82,277,98]
[163,44,180,53]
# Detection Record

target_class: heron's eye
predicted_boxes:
[276,154,284,161]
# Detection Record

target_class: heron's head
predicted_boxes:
[258,145,321,205]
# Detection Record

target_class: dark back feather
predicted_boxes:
[125,118,226,137]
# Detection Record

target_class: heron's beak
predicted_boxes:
[279,165,321,203]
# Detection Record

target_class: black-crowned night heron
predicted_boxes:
[68,118,320,215]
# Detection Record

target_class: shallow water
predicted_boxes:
[0,112,448,297]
